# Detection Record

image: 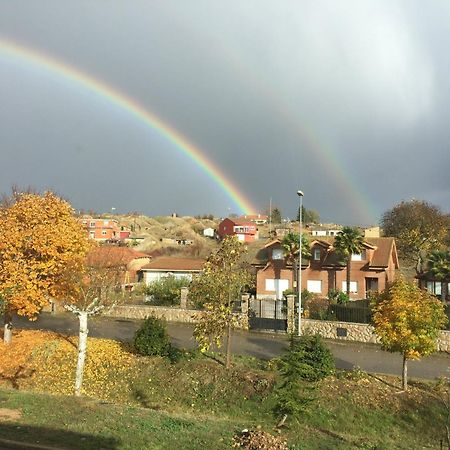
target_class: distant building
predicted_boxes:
[80,217,120,241]
[364,226,380,238]
[240,214,268,225]
[203,227,215,238]
[218,218,259,242]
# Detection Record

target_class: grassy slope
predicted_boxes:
[0,331,447,449]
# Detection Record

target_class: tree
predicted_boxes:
[270,207,282,224]
[372,278,447,390]
[282,232,310,293]
[64,248,123,396]
[0,191,90,344]
[189,236,252,368]
[381,200,449,273]
[427,250,450,302]
[297,206,319,224]
[333,226,364,297]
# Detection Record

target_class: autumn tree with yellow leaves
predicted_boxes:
[190,236,252,368]
[372,278,447,390]
[0,191,91,344]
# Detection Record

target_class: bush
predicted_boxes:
[133,316,171,356]
[143,276,190,306]
[328,288,349,305]
[275,334,335,417]
[305,297,330,320]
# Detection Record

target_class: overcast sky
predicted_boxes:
[1,1,449,225]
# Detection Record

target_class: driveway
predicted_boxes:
[13,312,450,381]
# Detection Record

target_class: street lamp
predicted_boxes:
[297,190,304,336]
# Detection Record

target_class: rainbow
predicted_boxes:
[0,37,256,215]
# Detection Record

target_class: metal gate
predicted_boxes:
[248,299,287,332]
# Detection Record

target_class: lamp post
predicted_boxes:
[297,190,304,336]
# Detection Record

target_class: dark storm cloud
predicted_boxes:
[0,0,449,224]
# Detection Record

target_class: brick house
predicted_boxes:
[254,237,399,299]
[80,217,120,241]
[217,218,259,242]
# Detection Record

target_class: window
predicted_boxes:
[342,281,358,293]
[265,279,275,291]
[313,248,321,261]
[307,280,322,293]
[90,221,96,227]
[351,250,366,261]
[102,230,107,236]
[272,249,283,260]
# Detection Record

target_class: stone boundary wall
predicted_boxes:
[302,318,450,352]
[104,304,248,329]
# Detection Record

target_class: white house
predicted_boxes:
[138,257,205,284]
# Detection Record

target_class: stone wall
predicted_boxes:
[105,304,248,329]
[302,318,450,352]
[302,319,380,344]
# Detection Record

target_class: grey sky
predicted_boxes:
[1,1,449,225]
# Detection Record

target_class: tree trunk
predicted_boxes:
[3,309,13,344]
[442,282,448,304]
[74,311,89,396]
[402,354,408,391]
[225,321,232,369]
[346,260,351,297]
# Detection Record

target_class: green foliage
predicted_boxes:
[190,236,252,364]
[381,199,448,271]
[275,334,335,417]
[427,250,450,301]
[297,205,320,224]
[270,207,282,224]
[144,276,190,306]
[328,288,349,305]
[305,296,329,320]
[133,316,172,357]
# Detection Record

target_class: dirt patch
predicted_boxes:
[0,408,22,421]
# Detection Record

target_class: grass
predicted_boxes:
[0,330,448,449]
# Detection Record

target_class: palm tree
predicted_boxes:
[333,226,364,297]
[427,250,450,303]
[282,232,310,293]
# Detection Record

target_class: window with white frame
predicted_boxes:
[102,230,107,236]
[342,281,358,293]
[90,221,96,227]
[307,280,322,293]
[265,279,275,291]
[313,248,321,261]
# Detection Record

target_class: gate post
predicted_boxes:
[286,294,295,334]
[180,287,189,309]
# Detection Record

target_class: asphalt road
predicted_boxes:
[13,312,450,381]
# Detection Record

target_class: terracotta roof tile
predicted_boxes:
[141,257,205,272]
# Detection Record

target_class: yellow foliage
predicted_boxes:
[0,330,136,403]
[0,192,91,318]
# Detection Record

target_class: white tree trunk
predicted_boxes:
[3,311,13,345]
[74,311,88,396]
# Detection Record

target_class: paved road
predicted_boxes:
[13,312,450,381]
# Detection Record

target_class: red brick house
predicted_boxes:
[217,218,259,242]
[254,237,399,299]
[80,217,120,241]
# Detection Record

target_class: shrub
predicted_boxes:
[275,334,335,417]
[306,297,330,320]
[328,288,349,305]
[143,276,190,306]
[133,316,171,356]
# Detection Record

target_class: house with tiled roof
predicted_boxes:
[254,237,399,299]
[218,218,259,242]
[138,257,205,285]
[87,246,151,289]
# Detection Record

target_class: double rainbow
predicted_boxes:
[0,37,256,215]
